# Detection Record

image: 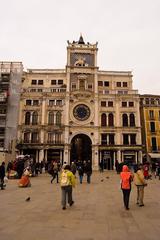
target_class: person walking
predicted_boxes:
[77,162,84,184]
[84,160,92,184]
[134,164,147,207]
[71,161,77,176]
[120,165,133,210]
[0,162,5,190]
[60,165,75,210]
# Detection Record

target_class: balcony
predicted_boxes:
[47,140,64,145]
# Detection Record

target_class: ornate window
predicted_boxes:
[122,114,128,127]
[101,113,107,127]
[130,113,135,127]
[108,113,114,126]
[56,112,61,125]
[48,112,54,125]
[25,112,31,125]
[32,111,38,125]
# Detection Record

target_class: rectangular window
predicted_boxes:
[72,83,77,90]
[0,139,4,147]
[108,101,113,107]
[56,100,62,106]
[101,101,106,107]
[24,132,30,143]
[49,100,55,106]
[149,110,154,119]
[51,80,57,85]
[123,134,129,145]
[109,134,114,145]
[26,100,32,105]
[98,81,103,86]
[123,82,127,87]
[31,79,37,85]
[88,84,93,90]
[38,80,43,85]
[51,89,57,92]
[30,89,36,92]
[150,122,156,132]
[117,82,121,87]
[122,101,127,107]
[101,134,107,145]
[31,132,39,143]
[129,102,134,107]
[0,116,6,125]
[37,89,43,92]
[0,127,5,135]
[104,81,109,87]
[152,137,157,151]
[130,134,136,145]
[58,79,63,85]
[55,133,61,144]
[0,109,6,114]
[33,100,39,106]
[48,132,54,143]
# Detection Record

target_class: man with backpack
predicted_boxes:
[60,165,75,210]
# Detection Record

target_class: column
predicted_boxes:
[117,150,121,163]
[39,149,44,162]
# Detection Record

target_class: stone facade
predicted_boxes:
[17,36,142,169]
[140,95,160,163]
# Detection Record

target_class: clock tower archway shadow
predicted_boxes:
[70,134,92,165]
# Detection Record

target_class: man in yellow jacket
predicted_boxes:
[134,164,147,207]
[60,164,76,210]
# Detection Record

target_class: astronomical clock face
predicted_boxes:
[73,104,90,121]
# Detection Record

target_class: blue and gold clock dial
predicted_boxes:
[73,104,90,121]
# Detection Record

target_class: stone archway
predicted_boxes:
[70,134,92,164]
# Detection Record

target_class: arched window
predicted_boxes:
[25,112,31,125]
[48,111,54,125]
[56,111,61,125]
[108,113,114,126]
[32,111,38,125]
[122,114,128,127]
[101,113,107,126]
[130,113,135,127]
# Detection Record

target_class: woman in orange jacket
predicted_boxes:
[120,165,133,210]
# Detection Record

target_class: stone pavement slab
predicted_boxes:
[0,171,160,240]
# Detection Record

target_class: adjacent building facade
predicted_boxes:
[16,36,142,169]
[140,95,160,163]
[0,62,23,163]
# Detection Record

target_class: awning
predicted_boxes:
[148,153,160,159]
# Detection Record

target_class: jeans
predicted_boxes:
[79,175,83,184]
[61,185,73,208]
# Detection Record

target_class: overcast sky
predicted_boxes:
[0,0,160,94]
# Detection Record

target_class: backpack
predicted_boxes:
[60,170,70,186]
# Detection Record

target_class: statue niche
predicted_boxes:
[74,56,88,67]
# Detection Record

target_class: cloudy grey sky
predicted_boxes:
[0,0,160,94]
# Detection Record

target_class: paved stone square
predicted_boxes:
[0,171,160,240]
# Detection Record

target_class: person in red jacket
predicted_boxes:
[120,165,133,210]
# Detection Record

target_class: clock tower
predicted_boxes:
[64,35,99,168]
